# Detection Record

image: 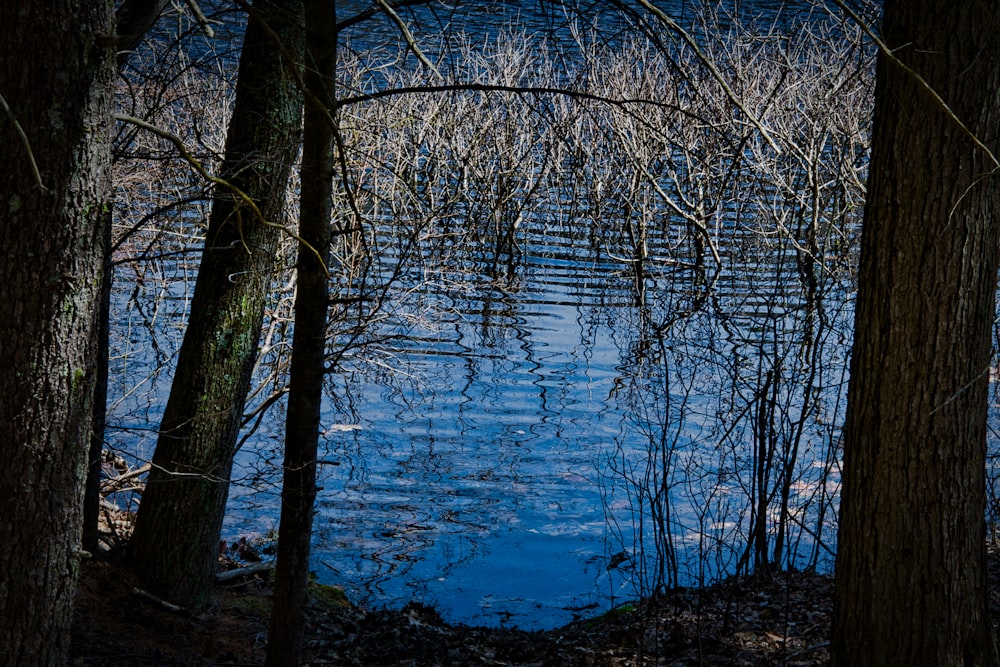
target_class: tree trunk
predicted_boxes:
[831,1,1000,665]
[0,1,115,664]
[82,0,175,560]
[115,0,171,69]
[83,203,113,556]
[128,0,305,608]
[266,2,337,663]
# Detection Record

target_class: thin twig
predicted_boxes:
[633,0,782,155]
[0,91,48,190]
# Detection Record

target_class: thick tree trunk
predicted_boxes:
[128,0,305,608]
[266,2,337,663]
[831,1,1000,665]
[0,2,115,664]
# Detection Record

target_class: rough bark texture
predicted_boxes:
[266,2,337,663]
[831,1,1000,665]
[128,0,304,608]
[0,1,115,664]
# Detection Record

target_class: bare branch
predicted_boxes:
[335,0,437,32]
[181,0,216,39]
[332,81,686,113]
[632,0,782,155]
[0,91,47,190]
[374,0,442,80]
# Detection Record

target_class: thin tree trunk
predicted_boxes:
[266,2,337,663]
[83,205,113,556]
[83,0,171,557]
[128,0,305,608]
[832,1,1000,664]
[0,1,115,663]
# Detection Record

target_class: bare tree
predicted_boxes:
[266,0,337,663]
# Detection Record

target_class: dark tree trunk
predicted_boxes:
[83,204,113,556]
[128,0,305,608]
[266,2,337,664]
[115,0,171,69]
[82,0,174,559]
[0,1,115,664]
[832,1,1000,665]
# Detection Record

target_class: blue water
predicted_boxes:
[215,271,644,625]
[109,0,869,630]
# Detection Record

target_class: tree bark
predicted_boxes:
[128,0,305,608]
[266,1,337,663]
[0,1,115,664]
[83,201,113,556]
[831,1,1000,665]
[82,0,175,560]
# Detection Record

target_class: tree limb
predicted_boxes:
[216,561,274,583]
[115,113,329,275]
[335,0,437,32]
[632,0,782,155]
[374,0,441,79]
[0,91,47,190]
[182,0,216,38]
[332,81,688,113]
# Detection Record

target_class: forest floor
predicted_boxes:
[69,541,1000,666]
[71,552,838,667]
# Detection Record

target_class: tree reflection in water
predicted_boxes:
[103,4,949,631]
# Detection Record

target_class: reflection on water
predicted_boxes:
[109,0,881,631]
[224,279,640,627]
[219,182,857,629]
[320,296,630,626]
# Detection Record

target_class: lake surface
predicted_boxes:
[110,0,881,630]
